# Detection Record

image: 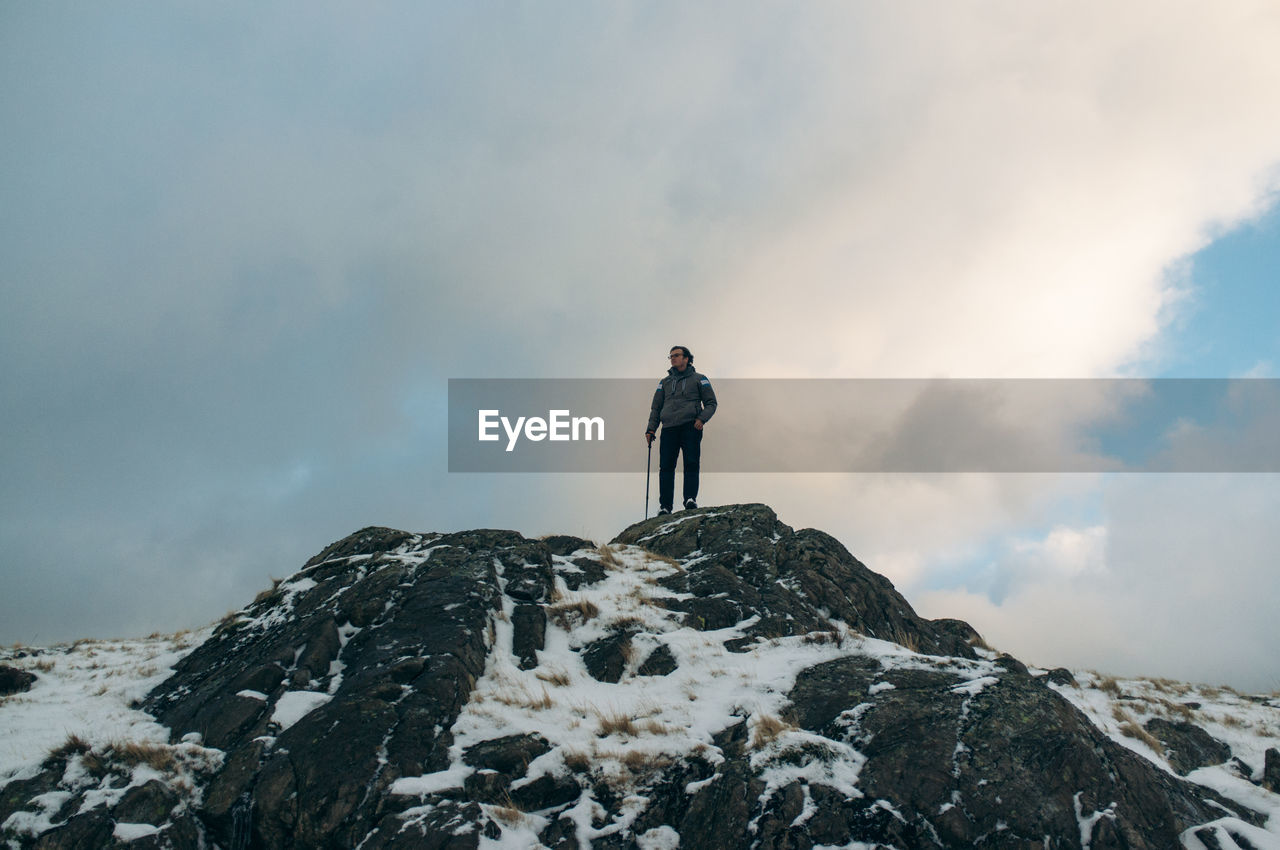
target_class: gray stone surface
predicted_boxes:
[1,505,1267,849]
[1144,717,1233,775]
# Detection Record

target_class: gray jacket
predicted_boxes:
[647,365,717,431]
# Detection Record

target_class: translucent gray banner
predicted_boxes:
[448,379,1280,472]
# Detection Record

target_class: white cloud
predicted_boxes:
[683,2,1280,380]
[5,2,1280,691]
[915,474,1280,693]
[1008,525,1108,580]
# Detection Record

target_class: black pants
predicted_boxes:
[659,421,702,510]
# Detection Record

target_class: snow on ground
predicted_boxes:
[3,543,1278,848]
[388,542,1280,847]
[0,630,211,784]
[1,629,226,844]
[1049,670,1280,846]
[391,544,1005,845]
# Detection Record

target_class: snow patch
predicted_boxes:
[114,822,163,841]
[1073,793,1117,850]
[1181,818,1280,850]
[0,631,210,783]
[950,676,999,697]
[637,825,681,849]
[270,690,333,731]
[391,765,472,796]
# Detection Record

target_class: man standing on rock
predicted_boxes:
[646,345,717,515]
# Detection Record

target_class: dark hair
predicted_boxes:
[670,345,693,364]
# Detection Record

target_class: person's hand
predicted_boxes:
[693,420,704,430]
[645,431,655,446]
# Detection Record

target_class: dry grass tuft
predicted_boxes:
[968,633,995,652]
[1119,721,1162,751]
[108,740,179,773]
[888,628,920,654]
[253,577,285,607]
[492,682,554,711]
[1156,698,1195,721]
[803,630,846,647]
[531,688,555,711]
[486,800,529,827]
[596,545,623,569]
[50,734,92,762]
[80,749,109,777]
[624,586,657,608]
[47,735,216,788]
[1150,677,1191,696]
[640,550,682,569]
[562,750,592,772]
[536,667,572,687]
[620,749,673,775]
[595,710,639,738]
[1096,676,1123,697]
[751,714,796,749]
[548,597,601,629]
[1110,705,1161,751]
[620,638,639,668]
[640,719,673,735]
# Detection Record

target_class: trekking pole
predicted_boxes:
[645,439,653,519]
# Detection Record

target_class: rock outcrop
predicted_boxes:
[611,506,980,658]
[1,504,1271,848]
[0,665,37,697]
[1143,718,1233,776]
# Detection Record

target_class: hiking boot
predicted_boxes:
[657,507,672,516]
[683,498,697,510]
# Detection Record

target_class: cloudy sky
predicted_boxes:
[3,2,1279,691]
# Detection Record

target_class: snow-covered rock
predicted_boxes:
[2,504,1278,848]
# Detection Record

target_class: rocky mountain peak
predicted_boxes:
[2,503,1274,849]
